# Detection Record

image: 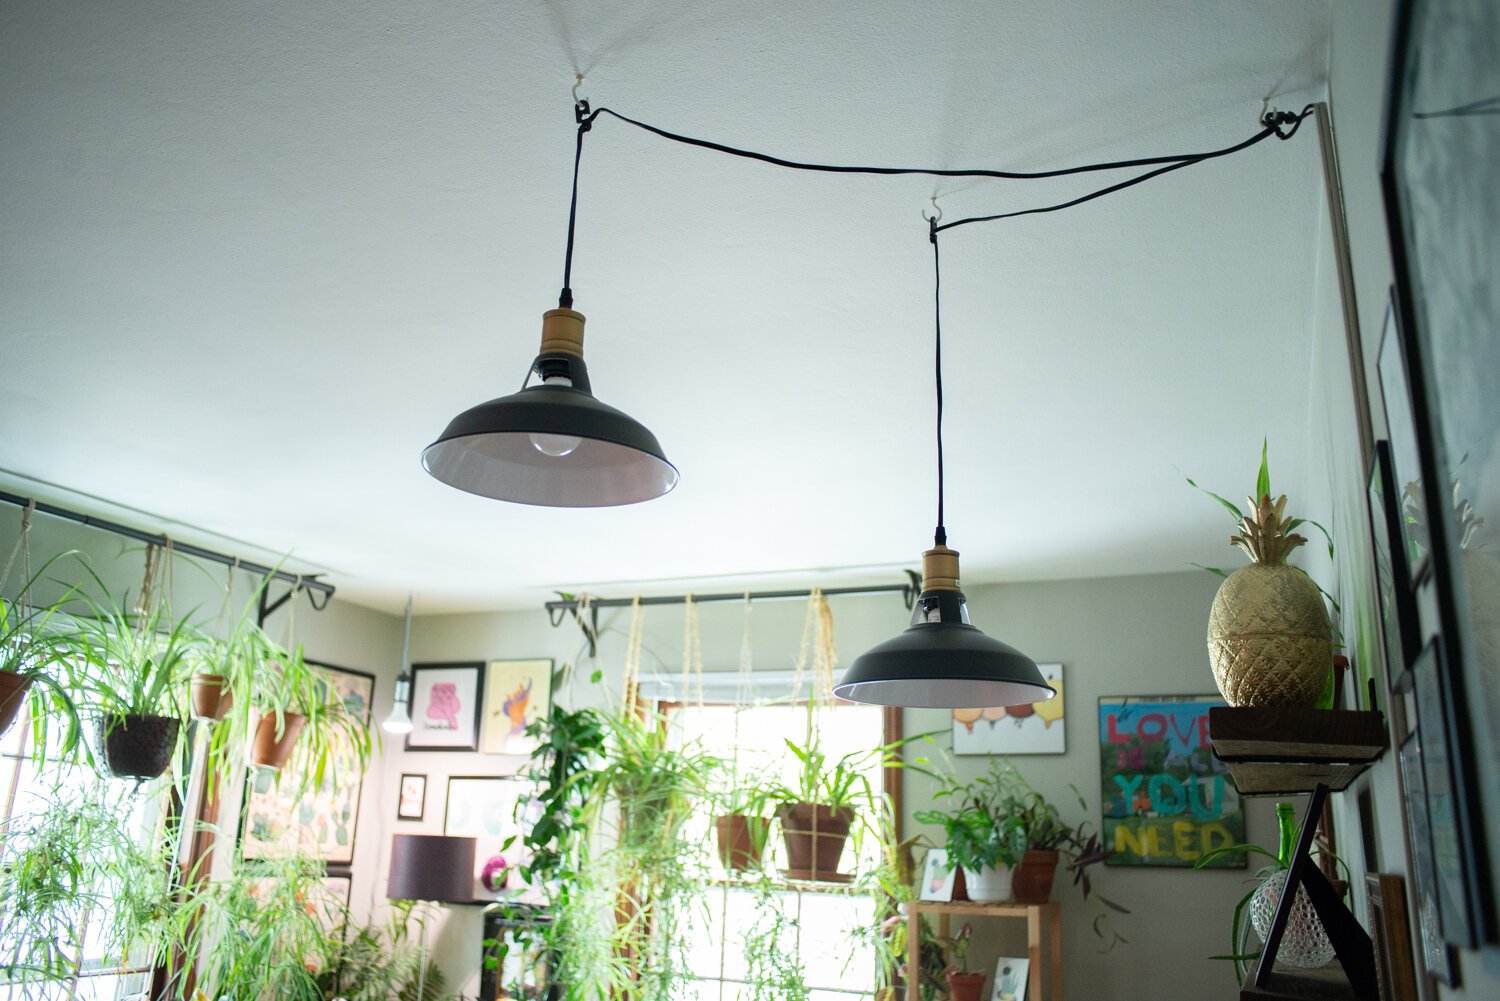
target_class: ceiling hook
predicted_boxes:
[572,73,586,106]
[921,195,943,224]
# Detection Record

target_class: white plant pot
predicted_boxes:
[962,863,1014,902]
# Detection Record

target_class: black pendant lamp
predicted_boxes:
[834,217,1055,709]
[423,97,677,507]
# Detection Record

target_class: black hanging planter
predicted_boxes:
[96,714,180,780]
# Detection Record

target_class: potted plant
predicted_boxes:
[247,635,371,783]
[914,763,1026,901]
[712,773,778,872]
[772,729,874,883]
[1194,800,1344,982]
[936,922,985,1001]
[66,587,199,781]
[0,555,83,751]
[1190,441,1336,707]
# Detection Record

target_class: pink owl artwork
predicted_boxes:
[425,682,461,730]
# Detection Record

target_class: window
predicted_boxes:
[0,713,165,1001]
[665,701,891,1001]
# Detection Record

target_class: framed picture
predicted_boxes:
[1366,873,1420,1001]
[397,773,427,821]
[1097,695,1244,868]
[480,659,554,756]
[444,775,542,899]
[953,663,1064,755]
[917,848,956,902]
[1397,727,1456,986]
[241,661,374,866]
[323,874,352,910]
[1374,296,1429,585]
[991,956,1030,1001]
[407,662,483,751]
[1411,640,1477,949]
[1383,0,1500,941]
[1368,440,1421,690]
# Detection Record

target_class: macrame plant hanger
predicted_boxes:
[0,501,38,763]
[681,593,704,708]
[622,595,644,716]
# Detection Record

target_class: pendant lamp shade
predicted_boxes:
[424,309,677,507]
[835,546,1056,708]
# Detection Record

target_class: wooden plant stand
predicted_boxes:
[905,900,1062,1001]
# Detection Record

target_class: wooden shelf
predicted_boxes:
[1240,966,1371,1000]
[1209,707,1387,796]
[905,900,1062,1001]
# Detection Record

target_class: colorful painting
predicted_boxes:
[991,956,1029,1001]
[407,662,483,751]
[953,663,1065,755]
[444,776,543,901]
[1097,695,1244,868]
[918,848,956,901]
[480,659,553,756]
[241,662,374,865]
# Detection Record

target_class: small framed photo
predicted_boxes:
[992,956,1030,1001]
[407,662,484,751]
[1375,294,1430,585]
[918,848,956,902]
[1365,873,1420,1001]
[479,659,553,756]
[397,773,427,821]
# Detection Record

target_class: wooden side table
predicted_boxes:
[905,900,1063,1001]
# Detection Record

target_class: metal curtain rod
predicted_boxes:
[544,579,918,625]
[0,488,336,606]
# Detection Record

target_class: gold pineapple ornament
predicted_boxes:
[1208,493,1333,706]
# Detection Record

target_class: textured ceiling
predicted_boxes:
[0,1,1335,612]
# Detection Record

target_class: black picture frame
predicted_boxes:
[1368,440,1421,692]
[406,662,485,752]
[397,773,427,821]
[1373,295,1430,587]
[1411,639,1477,950]
[1382,0,1500,946]
[1399,726,1458,987]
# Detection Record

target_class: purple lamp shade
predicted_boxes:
[387,834,477,903]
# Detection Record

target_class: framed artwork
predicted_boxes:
[445,775,542,900]
[991,956,1030,1001]
[1398,727,1457,986]
[953,663,1064,755]
[397,773,427,821]
[323,874,352,910]
[480,659,553,756]
[917,848,956,902]
[1374,297,1429,584]
[241,661,374,866]
[407,662,483,751]
[1383,0,1500,942]
[1097,695,1244,868]
[1411,640,1476,949]
[1366,873,1420,1001]
[1368,440,1421,690]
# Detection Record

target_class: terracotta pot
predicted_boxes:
[96,714,180,780]
[1011,849,1060,903]
[251,710,307,769]
[715,814,771,871]
[0,671,34,737]
[190,674,234,721]
[777,802,854,880]
[946,970,986,1001]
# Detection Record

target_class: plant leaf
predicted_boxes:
[1186,477,1246,520]
[1256,438,1271,499]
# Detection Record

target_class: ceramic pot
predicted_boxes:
[1208,564,1332,706]
[777,802,854,881]
[0,671,34,736]
[190,673,234,721]
[1011,849,1060,903]
[960,862,1013,902]
[945,970,986,1001]
[97,714,180,780]
[251,710,307,769]
[715,814,771,871]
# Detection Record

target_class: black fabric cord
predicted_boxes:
[560,113,589,309]
[932,228,946,549]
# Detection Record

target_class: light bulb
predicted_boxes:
[382,702,413,734]
[529,432,582,457]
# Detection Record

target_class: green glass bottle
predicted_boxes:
[1275,801,1298,867]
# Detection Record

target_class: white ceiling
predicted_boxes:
[0,1,1336,614]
